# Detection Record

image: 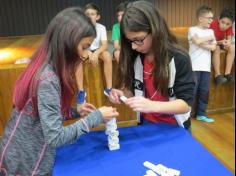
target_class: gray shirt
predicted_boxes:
[0,64,103,175]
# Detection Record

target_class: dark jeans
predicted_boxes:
[193,71,210,116]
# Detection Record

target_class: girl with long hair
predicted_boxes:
[109,1,195,130]
[0,7,118,175]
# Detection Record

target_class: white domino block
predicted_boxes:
[143,161,180,176]
[108,143,120,150]
[105,118,120,151]
[146,170,158,176]
[156,164,168,174]
[105,118,117,135]
[167,168,180,176]
[143,161,168,175]
[120,95,128,102]
[143,161,163,174]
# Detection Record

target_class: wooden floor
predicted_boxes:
[192,112,235,174]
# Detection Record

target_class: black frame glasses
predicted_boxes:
[127,33,149,45]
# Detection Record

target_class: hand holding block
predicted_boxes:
[120,95,128,103]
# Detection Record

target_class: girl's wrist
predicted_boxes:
[77,90,86,104]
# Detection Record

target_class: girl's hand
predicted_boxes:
[98,106,119,122]
[125,96,155,113]
[223,39,231,49]
[108,89,125,104]
[77,103,96,117]
[89,53,99,66]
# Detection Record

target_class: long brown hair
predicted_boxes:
[118,1,188,96]
[13,7,96,118]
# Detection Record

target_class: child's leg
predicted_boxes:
[75,63,86,108]
[196,72,214,122]
[212,45,221,77]
[99,51,113,89]
[75,62,84,91]
[113,49,120,63]
[192,71,200,118]
[196,72,210,116]
[212,45,228,85]
[225,44,235,75]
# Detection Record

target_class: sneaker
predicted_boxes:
[215,75,227,85]
[104,88,112,97]
[224,74,235,82]
[196,116,215,123]
[77,90,86,104]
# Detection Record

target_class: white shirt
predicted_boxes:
[188,26,216,72]
[90,23,107,51]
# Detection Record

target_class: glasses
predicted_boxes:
[202,16,214,20]
[127,33,149,45]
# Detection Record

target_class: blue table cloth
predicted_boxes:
[53,123,233,176]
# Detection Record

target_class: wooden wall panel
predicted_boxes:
[155,0,235,27]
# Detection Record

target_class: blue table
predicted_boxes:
[53,123,233,176]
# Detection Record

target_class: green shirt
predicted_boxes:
[112,23,120,41]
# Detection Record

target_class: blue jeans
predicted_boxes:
[193,71,210,116]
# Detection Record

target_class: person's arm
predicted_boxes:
[216,39,225,45]
[37,75,105,148]
[191,29,217,51]
[90,25,108,65]
[89,40,108,65]
[172,53,195,110]
[124,96,190,114]
[215,35,232,49]
[114,40,120,50]
[94,24,108,56]
[199,43,216,51]
[93,40,108,56]
[223,35,233,48]
[191,34,215,45]
[112,24,121,50]
[125,54,195,114]
[218,27,233,47]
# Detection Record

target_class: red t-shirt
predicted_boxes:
[210,19,233,41]
[142,58,177,124]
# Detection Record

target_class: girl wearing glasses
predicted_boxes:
[108,1,195,130]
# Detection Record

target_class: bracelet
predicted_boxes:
[77,90,86,104]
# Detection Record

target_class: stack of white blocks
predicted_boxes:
[105,118,120,151]
[143,161,180,176]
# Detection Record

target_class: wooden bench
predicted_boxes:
[0,61,137,135]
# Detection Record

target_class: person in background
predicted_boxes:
[75,3,113,112]
[188,5,216,122]
[0,7,118,175]
[112,1,128,63]
[210,7,235,85]
[108,1,195,131]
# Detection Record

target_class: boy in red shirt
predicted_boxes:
[210,7,235,85]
